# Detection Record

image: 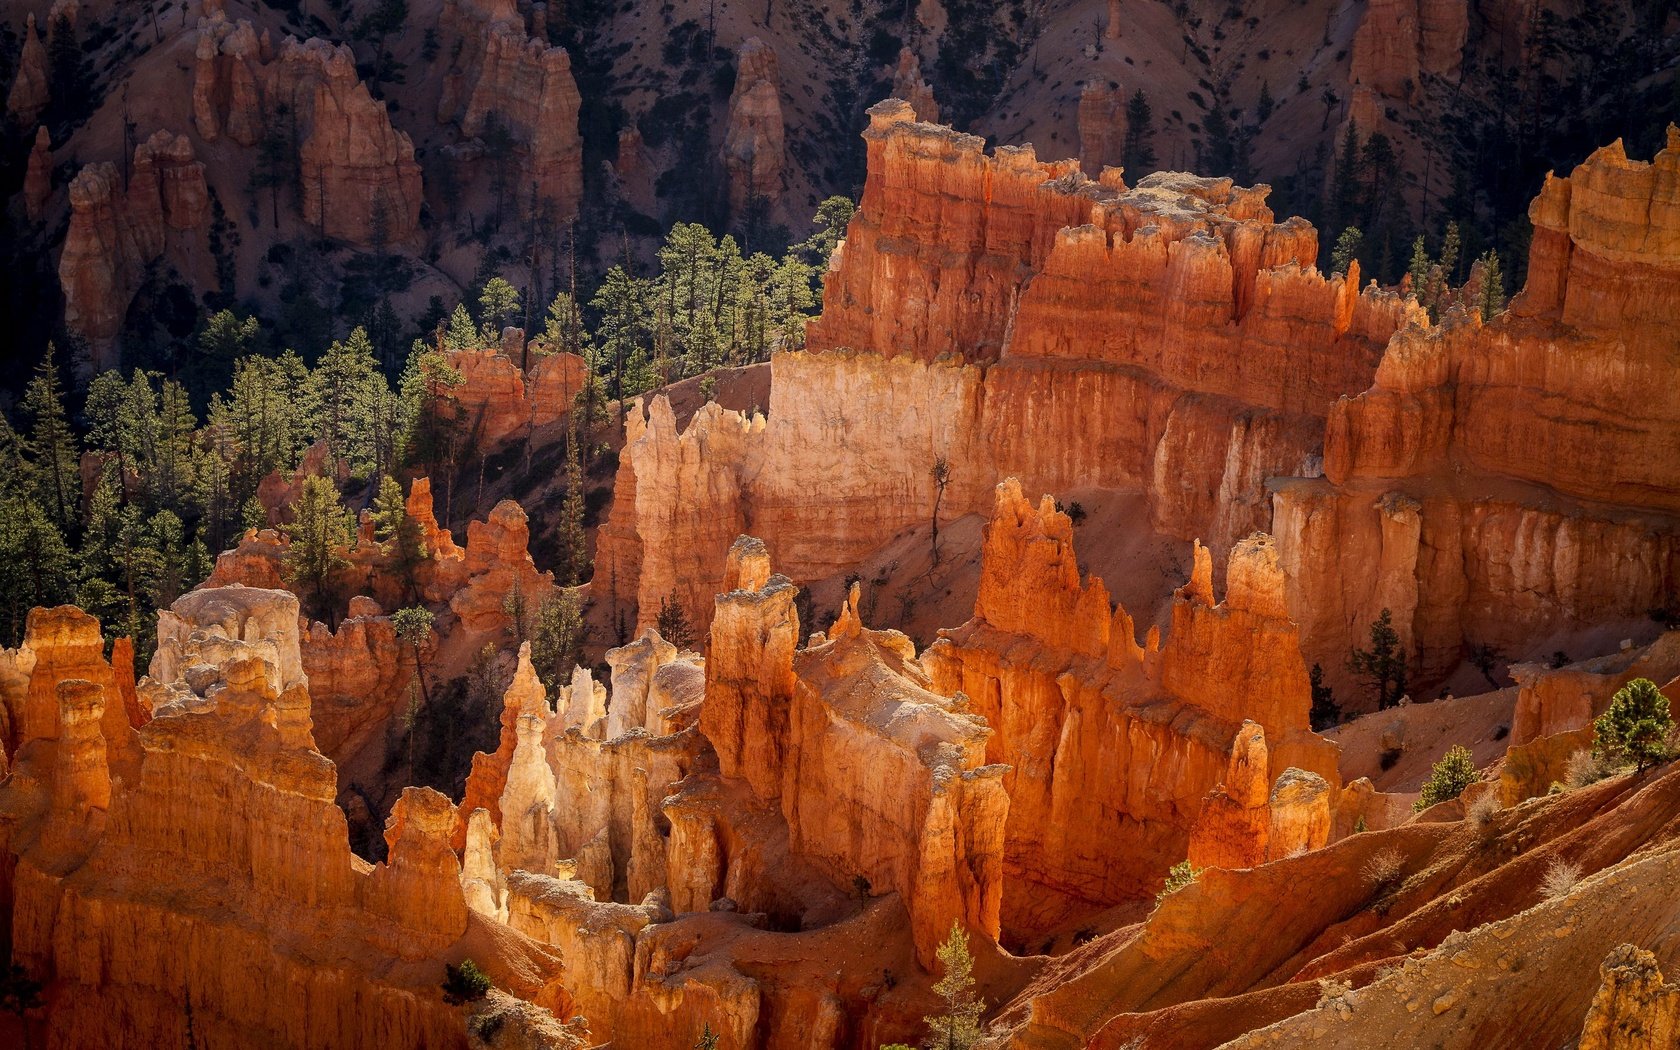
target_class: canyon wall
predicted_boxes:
[1276,129,1680,694]
[601,101,1412,637]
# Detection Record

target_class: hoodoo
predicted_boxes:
[1,4,1677,1047]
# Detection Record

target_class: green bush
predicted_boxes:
[1594,677,1675,773]
[1154,859,1201,907]
[1414,744,1478,812]
[443,959,493,1004]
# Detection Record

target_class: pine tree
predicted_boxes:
[531,589,584,693]
[1414,744,1478,811]
[1256,81,1275,122]
[1594,678,1674,773]
[23,344,79,534]
[1349,608,1408,710]
[1122,90,1156,174]
[283,475,353,625]
[1406,236,1431,300]
[1330,226,1363,278]
[656,593,694,650]
[314,327,388,480]
[1309,663,1339,731]
[557,424,588,586]
[1439,221,1461,283]
[923,923,984,1050]
[193,311,260,409]
[393,605,435,706]
[1477,250,1505,321]
[478,277,522,343]
[444,303,480,351]
[372,476,428,601]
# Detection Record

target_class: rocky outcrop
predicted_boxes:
[891,47,939,124]
[59,132,211,369]
[1350,0,1468,105]
[1,590,574,1048]
[697,537,1008,967]
[600,102,1414,635]
[23,125,50,219]
[440,0,583,220]
[6,14,48,124]
[922,482,1337,938]
[2,606,139,784]
[1077,80,1124,173]
[1186,721,1271,870]
[1579,944,1680,1050]
[282,37,423,244]
[720,38,785,216]
[191,16,420,244]
[1276,130,1680,698]
[436,345,589,447]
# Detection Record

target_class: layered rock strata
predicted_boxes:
[600,102,1413,636]
[922,482,1338,936]
[1275,129,1680,697]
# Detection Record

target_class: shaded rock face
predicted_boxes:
[59,132,210,370]
[1275,129,1680,701]
[192,16,422,245]
[891,47,939,123]
[1350,0,1468,109]
[440,0,583,221]
[720,37,785,216]
[5,13,48,124]
[1077,79,1124,173]
[921,481,1338,938]
[23,125,50,219]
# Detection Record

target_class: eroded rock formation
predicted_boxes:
[434,345,590,448]
[1077,79,1124,173]
[720,38,785,216]
[23,125,51,219]
[5,14,48,124]
[601,101,1415,637]
[923,482,1337,936]
[192,15,422,244]
[1276,129,1680,700]
[439,0,583,220]
[1,588,575,1047]
[891,47,939,123]
[59,131,210,369]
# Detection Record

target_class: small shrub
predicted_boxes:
[1414,744,1478,811]
[1540,858,1582,900]
[1379,746,1403,772]
[1563,749,1614,791]
[1361,847,1404,889]
[443,959,493,1004]
[1467,792,1500,828]
[1154,859,1201,907]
